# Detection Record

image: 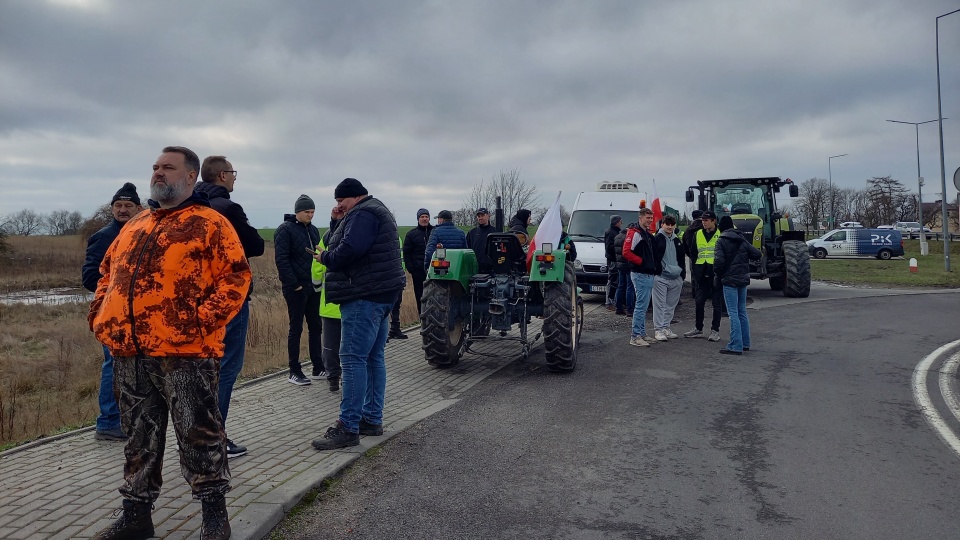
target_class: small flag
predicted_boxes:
[527,192,563,269]
[650,180,663,234]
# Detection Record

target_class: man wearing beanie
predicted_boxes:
[82,182,143,442]
[604,215,623,310]
[196,155,265,458]
[275,194,324,386]
[402,208,434,314]
[310,178,406,451]
[424,210,467,270]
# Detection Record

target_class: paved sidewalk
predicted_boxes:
[0,309,591,540]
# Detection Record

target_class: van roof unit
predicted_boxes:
[596,181,639,192]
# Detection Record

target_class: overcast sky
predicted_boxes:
[1,0,959,227]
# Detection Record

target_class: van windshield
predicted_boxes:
[568,210,635,242]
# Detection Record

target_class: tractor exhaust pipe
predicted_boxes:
[495,196,504,232]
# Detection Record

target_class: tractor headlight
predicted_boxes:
[542,242,553,254]
[436,247,446,260]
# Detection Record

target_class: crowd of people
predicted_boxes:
[82,149,758,539]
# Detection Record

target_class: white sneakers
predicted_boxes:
[665,329,679,339]
[654,330,668,342]
[629,336,649,347]
[708,330,721,342]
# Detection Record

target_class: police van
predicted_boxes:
[806,228,904,260]
[567,182,642,293]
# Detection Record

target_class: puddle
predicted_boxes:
[0,287,93,306]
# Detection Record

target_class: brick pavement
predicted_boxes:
[0,303,599,540]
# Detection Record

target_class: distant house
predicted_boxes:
[921,200,959,233]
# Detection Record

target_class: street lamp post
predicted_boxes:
[828,153,848,229]
[886,118,945,255]
[936,8,959,271]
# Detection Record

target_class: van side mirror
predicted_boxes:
[698,194,706,209]
[685,190,694,203]
[789,185,799,197]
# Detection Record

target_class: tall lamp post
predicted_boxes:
[828,153,848,229]
[936,8,959,271]
[886,118,945,255]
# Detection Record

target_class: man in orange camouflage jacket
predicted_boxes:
[88,146,250,540]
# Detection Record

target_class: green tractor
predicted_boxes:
[420,232,584,372]
[686,177,811,298]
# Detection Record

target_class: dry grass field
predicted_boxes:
[0,235,420,449]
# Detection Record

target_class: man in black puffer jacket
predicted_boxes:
[274,194,323,386]
[196,155,265,458]
[311,178,406,452]
[613,223,635,315]
[714,216,762,356]
[402,208,434,314]
[603,215,622,310]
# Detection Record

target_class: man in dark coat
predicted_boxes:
[402,208,434,314]
[714,216,762,355]
[311,178,406,451]
[196,155,265,458]
[603,215,622,310]
[466,207,496,273]
[274,194,323,386]
[683,210,704,299]
[82,182,142,442]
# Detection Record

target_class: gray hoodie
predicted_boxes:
[657,228,682,280]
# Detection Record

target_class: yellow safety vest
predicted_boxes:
[695,229,718,265]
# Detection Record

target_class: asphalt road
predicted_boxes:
[274,284,960,540]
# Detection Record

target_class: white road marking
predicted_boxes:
[939,352,960,425]
[912,339,960,458]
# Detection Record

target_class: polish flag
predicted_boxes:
[527,192,563,269]
[649,180,663,234]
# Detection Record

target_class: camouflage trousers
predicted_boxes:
[113,356,230,504]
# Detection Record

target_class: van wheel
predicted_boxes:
[877,249,892,261]
[813,247,827,259]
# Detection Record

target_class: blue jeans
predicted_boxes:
[97,345,121,432]
[218,299,249,428]
[615,268,635,312]
[338,298,393,433]
[630,272,655,338]
[722,285,750,352]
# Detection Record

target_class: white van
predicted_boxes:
[567,182,642,293]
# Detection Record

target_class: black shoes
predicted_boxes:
[200,495,231,540]
[95,427,127,441]
[312,421,360,451]
[719,348,743,356]
[358,419,384,436]
[92,500,154,540]
[388,329,408,340]
[328,378,340,392]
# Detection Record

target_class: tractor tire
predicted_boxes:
[782,240,811,298]
[421,281,465,368]
[768,274,785,291]
[543,263,580,373]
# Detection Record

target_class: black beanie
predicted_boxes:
[718,215,734,232]
[334,178,368,199]
[516,209,531,222]
[294,194,315,213]
[111,182,141,206]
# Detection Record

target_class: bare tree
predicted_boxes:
[796,178,830,229]
[531,205,570,227]
[461,169,540,225]
[0,228,9,254]
[4,209,45,236]
[79,204,113,241]
[65,211,84,235]
[452,208,474,227]
[45,210,73,236]
[865,176,909,226]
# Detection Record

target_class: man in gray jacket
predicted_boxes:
[652,215,686,341]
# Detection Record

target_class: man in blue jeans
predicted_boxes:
[82,182,142,441]
[622,208,658,347]
[310,178,406,450]
[196,155,265,458]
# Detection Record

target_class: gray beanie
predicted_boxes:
[294,194,315,213]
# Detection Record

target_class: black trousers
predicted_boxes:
[410,270,426,315]
[282,287,323,374]
[693,266,722,332]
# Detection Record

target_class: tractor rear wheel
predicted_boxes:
[543,263,580,373]
[421,281,465,368]
[782,240,811,298]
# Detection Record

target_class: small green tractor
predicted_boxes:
[686,177,811,298]
[420,232,583,372]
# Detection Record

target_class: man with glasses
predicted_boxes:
[684,210,722,342]
[196,156,265,459]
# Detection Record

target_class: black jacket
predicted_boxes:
[653,231,686,280]
[604,225,621,262]
[82,219,123,292]
[274,214,320,291]
[194,182,264,259]
[682,219,703,264]
[466,223,496,273]
[714,229,762,288]
[403,224,434,275]
[323,196,406,304]
[507,216,528,235]
[613,225,632,265]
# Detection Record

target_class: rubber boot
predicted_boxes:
[200,495,231,540]
[92,500,154,540]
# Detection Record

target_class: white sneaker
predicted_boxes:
[665,328,679,339]
[654,330,668,342]
[708,330,721,342]
[629,336,649,347]
[643,335,659,344]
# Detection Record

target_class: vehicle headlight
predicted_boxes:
[574,259,583,270]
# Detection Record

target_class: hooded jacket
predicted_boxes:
[193,182,264,259]
[604,223,621,262]
[274,213,320,291]
[88,193,251,358]
[613,225,632,265]
[714,229,762,287]
[654,228,686,280]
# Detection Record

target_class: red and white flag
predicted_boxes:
[649,180,663,234]
[527,192,563,268]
